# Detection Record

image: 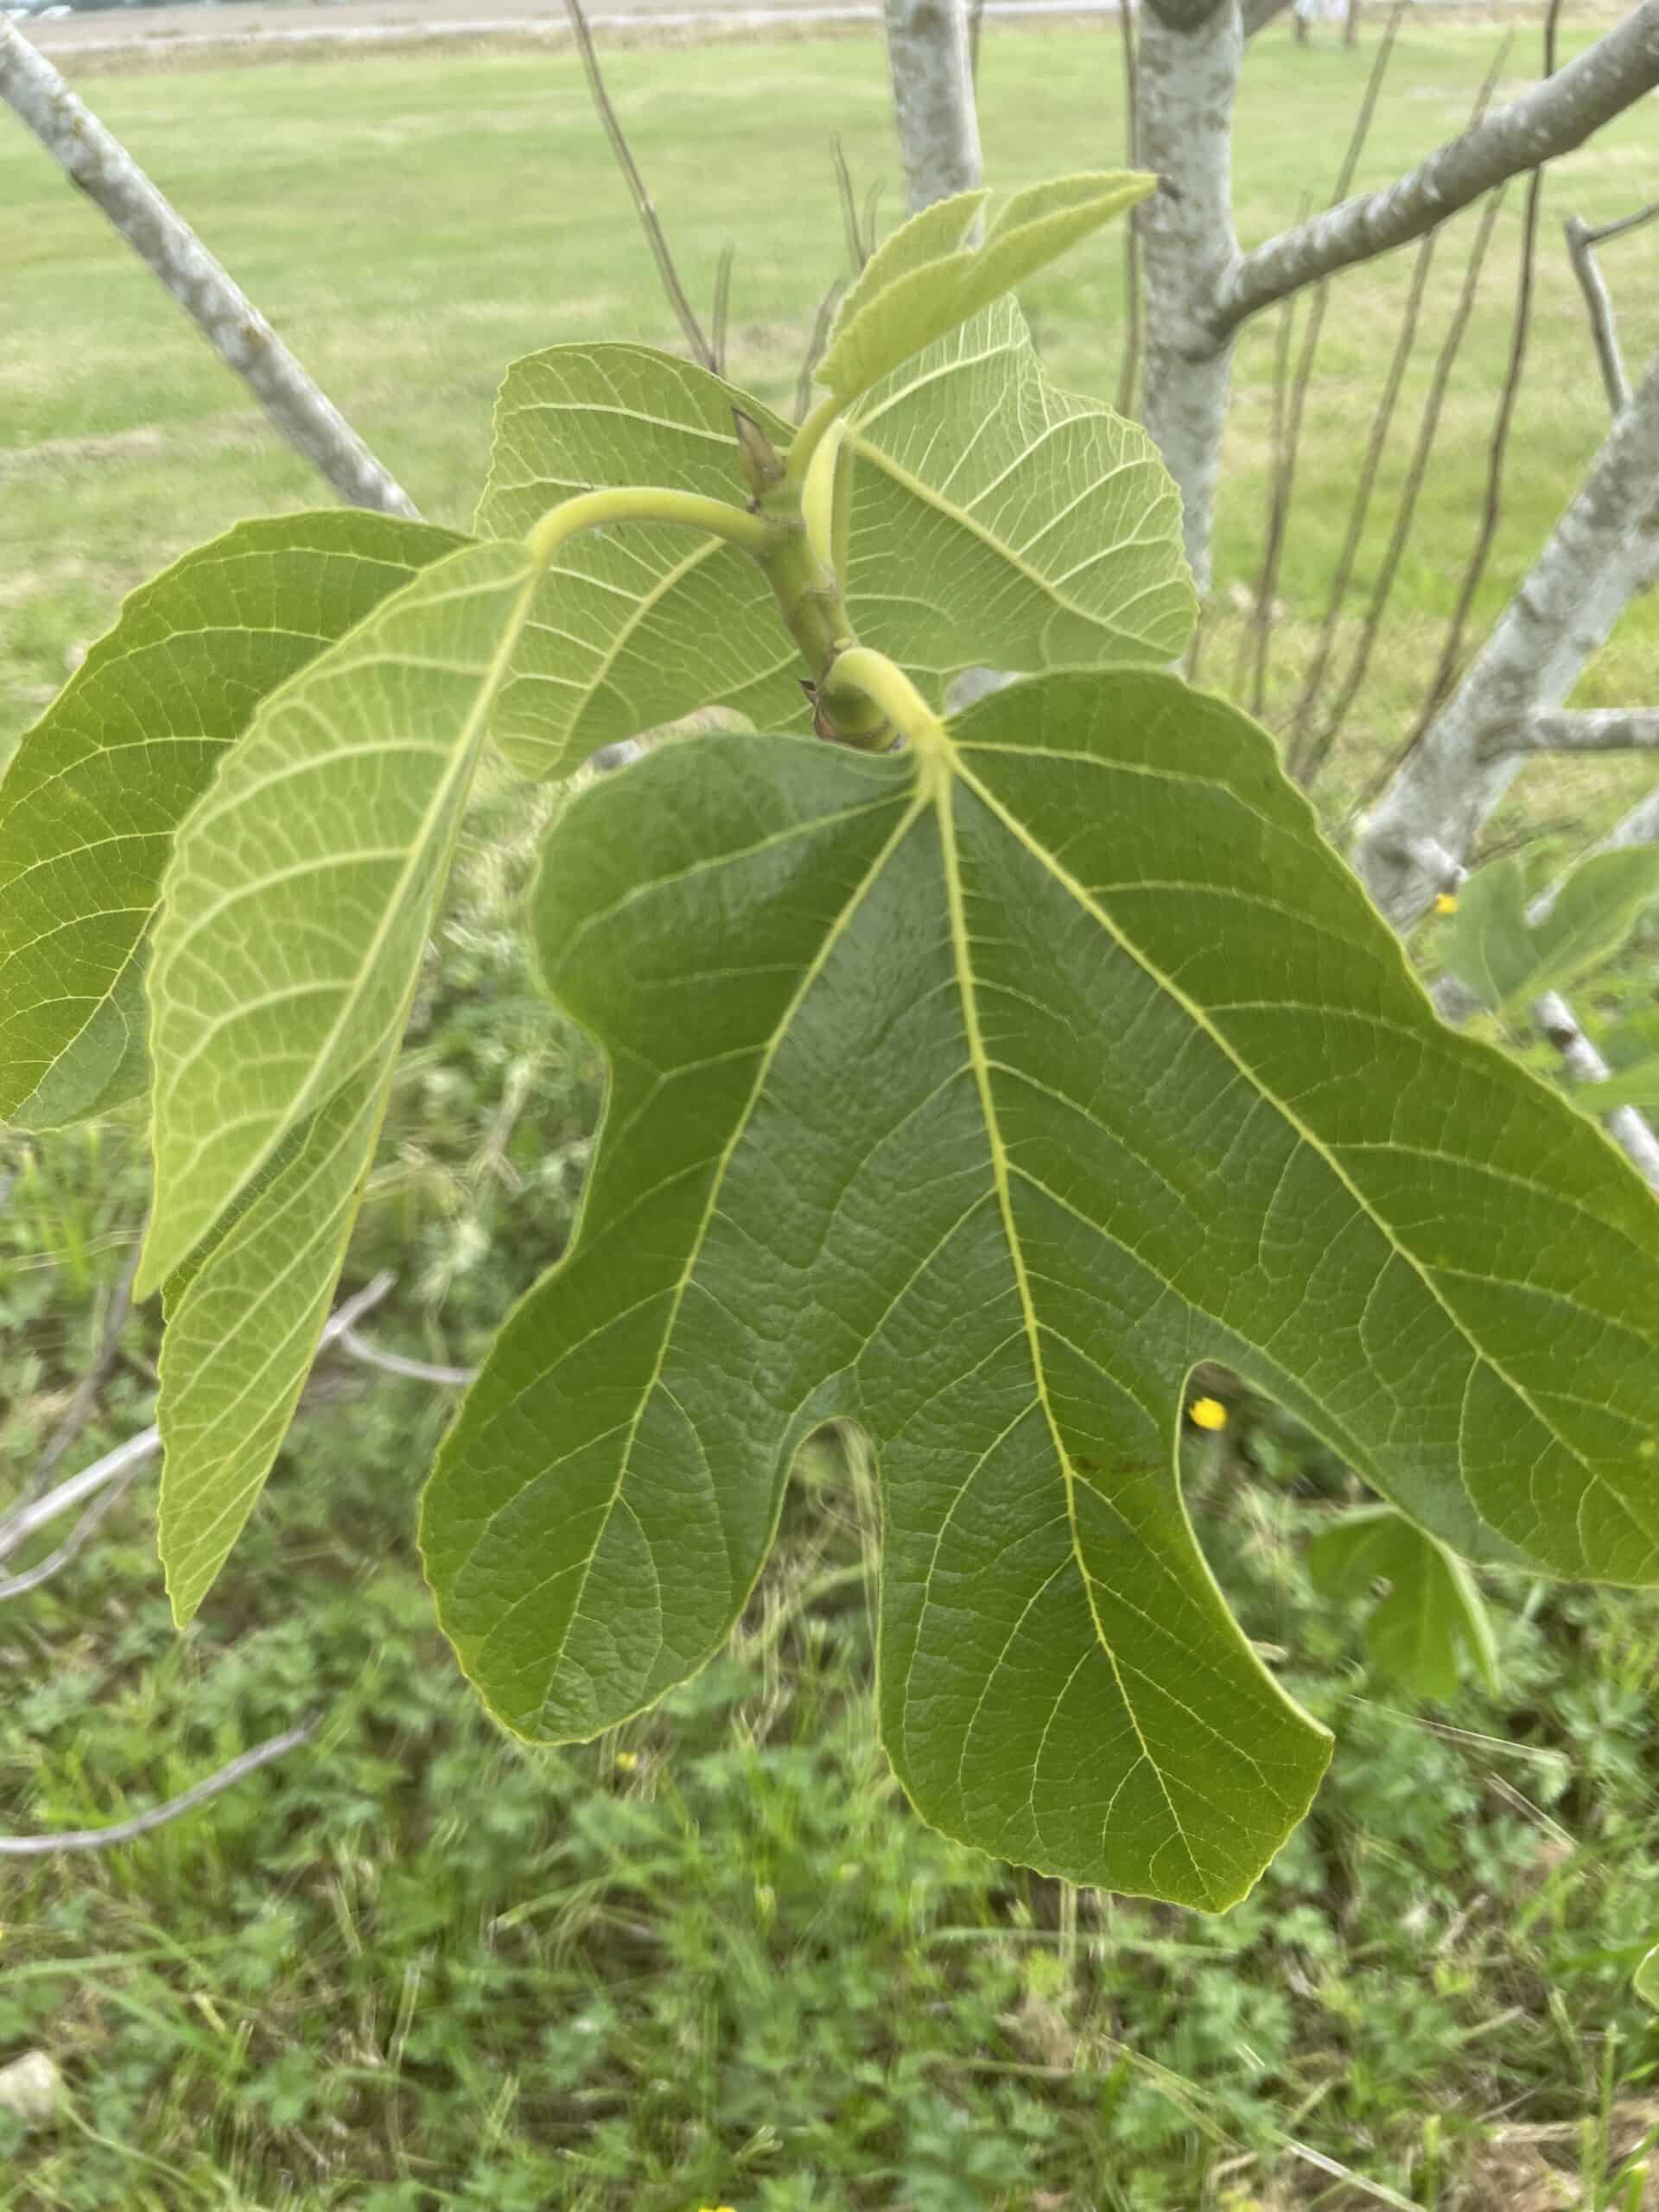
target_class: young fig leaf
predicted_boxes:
[423,670,1659,1906]
[817,171,1154,404]
[1438,842,1659,1015]
[0,512,464,1131]
[1311,1505,1498,1700]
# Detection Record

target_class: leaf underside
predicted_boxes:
[423,671,1659,1906]
[474,306,1192,778]
[144,539,541,1621]
[0,512,463,1130]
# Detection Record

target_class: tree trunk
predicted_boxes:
[882,0,983,213]
[1135,0,1243,590]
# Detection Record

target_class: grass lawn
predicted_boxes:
[6,19,1659,2211]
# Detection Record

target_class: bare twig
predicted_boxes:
[833,136,868,274]
[1308,185,1510,792]
[0,23,416,516]
[1583,194,1659,249]
[1247,5,1403,717]
[563,0,716,370]
[1213,0,1659,336]
[1292,35,1528,762]
[796,279,846,423]
[1406,0,1560,747]
[0,1719,318,1857]
[1241,276,1298,713]
[1533,991,1659,1193]
[1287,231,1436,776]
[1488,707,1659,759]
[1564,215,1628,412]
[1116,0,1142,418]
[334,1332,475,1389]
[0,1273,397,1571]
[0,1451,152,1605]
[22,1239,141,1506]
[709,244,735,378]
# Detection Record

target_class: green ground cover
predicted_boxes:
[5,19,1659,2209]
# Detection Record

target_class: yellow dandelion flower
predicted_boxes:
[1433,892,1459,916]
[1188,1396,1229,1432]
[614,1751,640,1773]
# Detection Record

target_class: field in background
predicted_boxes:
[6,20,1659,2210]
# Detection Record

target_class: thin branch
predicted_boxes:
[1240,276,1298,713]
[1116,0,1142,417]
[1212,0,1659,337]
[1289,40,1508,774]
[1583,194,1659,249]
[0,24,416,516]
[796,278,845,423]
[1406,0,1560,747]
[1246,4,1403,718]
[0,1273,397,1570]
[1307,184,1510,792]
[1565,213,1629,412]
[334,1331,475,1389]
[0,1451,152,1605]
[1533,991,1659,1193]
[833,136,868,274]
[709,244,735,378]
[22,1238,141,1506]
[1489,707,1659,758]
[1287,232,1436,775]
[562,0,715,370]
[0,1720,317,1857]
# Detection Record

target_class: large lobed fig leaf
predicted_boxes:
[817,173,1154,404]
[0,512,463,1131]
[422,670,1659,1906]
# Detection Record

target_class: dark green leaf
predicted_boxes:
[423,671,1659,1904]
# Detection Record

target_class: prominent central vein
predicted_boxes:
[931,760,1197,1877]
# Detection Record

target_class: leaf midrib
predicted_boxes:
[931,761,1205,1897]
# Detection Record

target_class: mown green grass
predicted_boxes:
[6,19,1659,2210]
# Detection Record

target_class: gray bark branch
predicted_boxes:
[1490,706,1659,758]
[1213,0,1659,336]
[1136,0,1243,588]
[882,0,983,212]
[1355,340,1659,927]
[0,24,416,517]
[1564,214,1629,412]
[1532,990,1659,1193]
[0,1273,397,1573]
[0,1721,317,1857]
